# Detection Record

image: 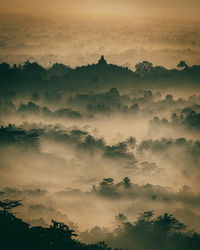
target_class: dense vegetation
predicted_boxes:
[0,200,113,250]
[1,58,200,94]
[1,199,200,250]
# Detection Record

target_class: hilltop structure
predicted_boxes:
[98,55,107,65]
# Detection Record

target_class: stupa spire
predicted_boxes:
[98,55,107,64]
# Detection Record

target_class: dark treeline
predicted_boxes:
[1,123,200,165]
[1,199,200,250]
[0,199,113,250]
[0,124,136,161]
[150,107,200,130]
[0,124,39,150]
[0,57,200,95]
[1,88,200,123]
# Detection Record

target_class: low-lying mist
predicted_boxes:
[0,60,200,249]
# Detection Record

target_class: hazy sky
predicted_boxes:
[0,0,200,68]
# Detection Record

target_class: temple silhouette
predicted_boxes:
[98,55,107,65]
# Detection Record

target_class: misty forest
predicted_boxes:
[0,56,200,250]
[1,0,200,249]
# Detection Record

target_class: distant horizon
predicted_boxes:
[1,1,200,69]
[1,55,197,71]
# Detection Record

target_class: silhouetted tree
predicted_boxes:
[135,61,154,75]
[0,199,114,250]
[177,60,188,69]
[0,199,22,213]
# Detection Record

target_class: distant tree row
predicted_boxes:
[0,58,200,95]
[0,59,193,77]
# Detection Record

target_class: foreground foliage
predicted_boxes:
[0,200,200,250]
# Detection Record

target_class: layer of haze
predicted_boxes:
[0,0,200,68]
[1,1,200,247]
[1,83,200,233]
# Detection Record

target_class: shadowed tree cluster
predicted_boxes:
[109,211,200,250]
[1,58,200,95]
[0,199,114,250]
[0,124,39,150]
[1,199,200,250]
[81,210,200,250]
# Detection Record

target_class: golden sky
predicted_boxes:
[0,0,200,68]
